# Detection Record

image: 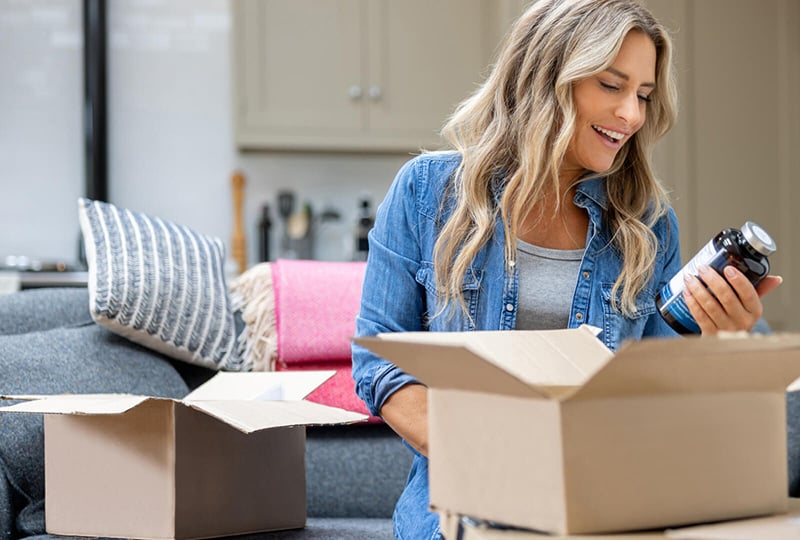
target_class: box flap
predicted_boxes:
[355,326,612,399]
[183,371,336,402]
[184,399,367,433]
[570,332,800,400]
[0,394,154,415]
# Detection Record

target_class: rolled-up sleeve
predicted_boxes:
[352,158,428,417]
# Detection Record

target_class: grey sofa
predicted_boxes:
[0,287,413,540]
[4,288,800,540]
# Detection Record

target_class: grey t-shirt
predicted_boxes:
[514,239,585,330]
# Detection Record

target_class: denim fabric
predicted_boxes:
[352,152,683,539]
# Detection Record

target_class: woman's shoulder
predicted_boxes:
[649,204,680,258]
[400,151,462,179]
[652,204,679,233]
[412,149,462,164]
[391,151,462,201]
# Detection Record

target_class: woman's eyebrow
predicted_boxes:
[606,67,656,88]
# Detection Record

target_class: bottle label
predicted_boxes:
[657,238,720,334]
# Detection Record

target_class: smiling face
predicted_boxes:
[562,29,657,180]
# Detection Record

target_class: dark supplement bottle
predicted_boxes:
[655,221,776,334]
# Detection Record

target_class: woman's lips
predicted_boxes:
[592,125,623,148]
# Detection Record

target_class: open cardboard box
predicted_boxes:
[1,371,367,540]
[356,326,800,535]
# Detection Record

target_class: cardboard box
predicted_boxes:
[357,327,800,535]
[1,371,367,540]
[439,499,800,540]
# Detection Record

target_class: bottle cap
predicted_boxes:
[741,221,776,256]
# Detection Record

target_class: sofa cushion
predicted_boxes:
[0,288,92,336]
[236,518,393,539]
[78,198,244,371]
[18,518,393,540]
[0,323,191,540]
[305,424,412,519]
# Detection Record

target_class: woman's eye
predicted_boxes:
[600,81,619,92]
[638,94,652,103]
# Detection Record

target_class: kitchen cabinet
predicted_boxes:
[232,0,499,152]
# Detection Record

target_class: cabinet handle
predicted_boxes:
[368,85,382,100]
[349,85,363,100]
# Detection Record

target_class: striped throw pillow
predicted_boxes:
[78,198,245,371]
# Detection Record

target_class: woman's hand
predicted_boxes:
[683,265,782,335]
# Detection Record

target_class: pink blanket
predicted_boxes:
[275,359,380,422]
[272,259,367,365]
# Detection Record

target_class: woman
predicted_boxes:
[352,0,782,538]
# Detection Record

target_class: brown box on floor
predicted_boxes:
[2,371,366,540]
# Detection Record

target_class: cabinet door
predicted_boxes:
[365,0,494,150]
[234,0,365,149]
[234,0,497,152]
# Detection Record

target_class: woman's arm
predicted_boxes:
[352,155,463,454]
[379,383,429,456]
[352,157,429,440]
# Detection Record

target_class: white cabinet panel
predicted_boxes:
[233,0,495,151]
[235,0,364,141]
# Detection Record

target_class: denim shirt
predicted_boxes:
[352,152,682,540]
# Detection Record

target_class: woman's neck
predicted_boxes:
[517,186,589,250]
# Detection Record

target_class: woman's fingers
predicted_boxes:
[756,275,783,297]
[718,266,762,320]
[681,281,717,333]
[682,266,775,334]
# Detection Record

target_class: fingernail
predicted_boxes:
[724,266,737,279]
[699,265,711,275]
[684,274,693,285]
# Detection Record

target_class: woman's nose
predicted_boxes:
[616,93,643,127]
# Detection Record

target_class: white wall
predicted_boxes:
[0,0,408,268]
[3,0,798,323]
[0,0,83,262]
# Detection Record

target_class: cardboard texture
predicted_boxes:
[440,500,800,539]
[357,327,800,535]
[1,371,367,540]
[666,501,800,539]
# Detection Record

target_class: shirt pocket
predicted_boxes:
[416,262,482,331]
[600,282,657,351]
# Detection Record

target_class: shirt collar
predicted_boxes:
[574,176,608,211]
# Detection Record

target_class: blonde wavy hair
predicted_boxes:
[434,0,678,318]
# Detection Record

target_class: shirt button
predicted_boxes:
[508,260,516,268]
[582,271,590,279]
[575,312,584,321]
[505,303,514,312]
